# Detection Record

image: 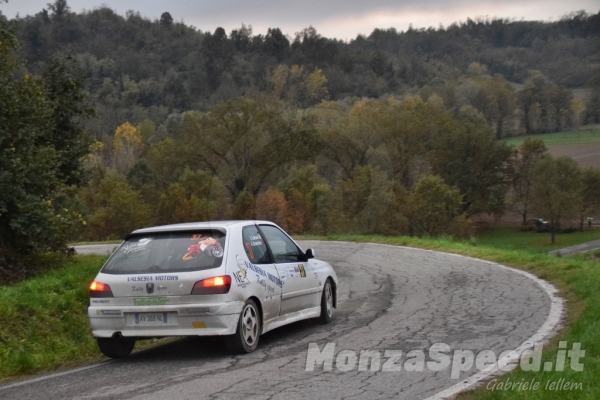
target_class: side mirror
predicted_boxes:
[305,248,315,259]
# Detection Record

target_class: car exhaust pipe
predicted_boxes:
[112,332,123,340]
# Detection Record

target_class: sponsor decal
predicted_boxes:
[122,238,152,255]
[133,297,168,306]
[183,236,221,260]
[244,260,284,288]
[154,275,178,281]
[233,264,251,287]
[146,283,154,294]
[248,234,263,247]
[284,265,306,278]
[128,276,153,282]
[298,264,307,278]
[255,275,276,295]
[127,275,179,282]
[267,272,284,288]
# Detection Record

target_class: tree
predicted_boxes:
[160,12,173,27]
[408,175,466,237]
[158,183,194,224]
[256,188,288,228]
[232,190,255,220]
[455,67,516,139]
[429,106,512,215]
[532,156,581,244]
[579,167,600,231]
[341,165,392,233]
[0,26,91,270]
[113,122,143,172]
[309,184,338,235]
[80,172,151,240]
[203,27,234,90]
[518,71,574,133]
[263,28,289,61]
[510,139,548,225]
[182,99,305,198]
[267,64,328,107]
[42,55,93,186]
[47,0,70,21]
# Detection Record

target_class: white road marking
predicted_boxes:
[0,361,112,391]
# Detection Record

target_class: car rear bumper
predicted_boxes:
[88,301,244,338]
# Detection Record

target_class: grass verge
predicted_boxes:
[0,255,165,383]
[296,233,599,399]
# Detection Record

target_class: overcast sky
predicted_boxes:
[1,0,598,40]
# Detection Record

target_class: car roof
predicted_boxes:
[130,220,276,235]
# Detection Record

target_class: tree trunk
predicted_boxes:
[496,117,504,140]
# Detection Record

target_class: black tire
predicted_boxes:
[224,299,261,354]
[96,337,135,359]
[317,279,334,324]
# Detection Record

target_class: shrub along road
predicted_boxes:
[0,241,561,399]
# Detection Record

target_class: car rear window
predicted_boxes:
[102,231,226,274]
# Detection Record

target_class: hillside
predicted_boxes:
[1,3,599,137]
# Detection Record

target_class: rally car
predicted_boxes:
[88,220,338,358]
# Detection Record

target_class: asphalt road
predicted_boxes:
[0,241,562,400]
[548,238,600,256]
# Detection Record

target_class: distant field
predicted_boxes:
[504,128,600,146]
[546,143,600,168]
[504,128,600,168]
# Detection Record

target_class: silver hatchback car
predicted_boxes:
[88,220,338,358]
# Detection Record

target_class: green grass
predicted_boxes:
[0,255,163,383]
[296,233,599,399]
[0,256,104,381]
[504,128,600,147]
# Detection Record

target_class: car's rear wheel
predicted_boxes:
[97,337,135,359]
[317,279,334,324]
[225,299,261,354]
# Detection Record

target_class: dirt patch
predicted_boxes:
[547,143,600,168]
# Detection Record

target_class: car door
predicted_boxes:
[237,225,282,323]
[258,224,321,316]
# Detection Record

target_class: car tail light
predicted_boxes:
[90,280,114,298]
[191,275,232,295]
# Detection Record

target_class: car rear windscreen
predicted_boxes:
[102,231,225,274]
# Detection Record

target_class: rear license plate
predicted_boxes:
[131,312,177,326]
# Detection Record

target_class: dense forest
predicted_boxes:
[2,3,600,137]
[1,1,600,280]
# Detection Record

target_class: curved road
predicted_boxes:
[0,241,562,399]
